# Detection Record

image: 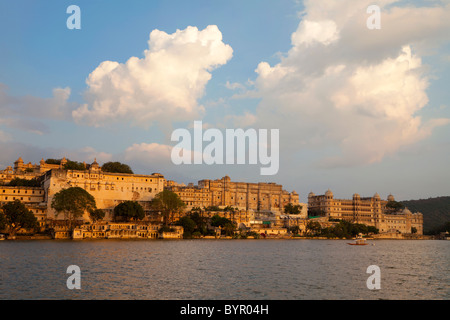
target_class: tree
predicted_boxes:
[101,161,134,174]
[0,212,6,231]
[210,215,233,228]
[385,201,405,213]
[63,160,86,171]
[210,214,236,236]
[51,187,97,230]
[1,200,37,237]
[90,209,105,223]
[306,220,322,236]
[176,216,197,238]
[7,177,41,187]
[113,201,145,222]
[151,190,186,225]
[45,158,61,165]
[189,211,208,235]
[284,203,303,215]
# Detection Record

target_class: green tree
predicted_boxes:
[113,201,145,222]
[210,215,233,228]
[7,177,41,187]
[210,214,236,236]
[284,203,303,215]
[1,200,37,237]
[63,160,86,170]
[385,201,405,213]
[101,161,134,174]
[176,216,197,238]
[189,211,208,235]
[0,211,6,230]
[90,208,105,223]
[45,159,61,165]
[151,190,186,225]
[306,220,322,236]
[51,187,97,230]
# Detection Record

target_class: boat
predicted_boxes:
[347,237,369,245]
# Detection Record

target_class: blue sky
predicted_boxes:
[1,0,449,202]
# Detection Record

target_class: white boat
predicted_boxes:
[347,237,368,245]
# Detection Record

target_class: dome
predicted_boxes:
[91,158,99,168]
[387,194,395,202]
[308,191,315,198]
[402,208,412,215]
[325,189,333,197]
[374,193,380,199]
[353,193,361,199]
[15,157,24,163]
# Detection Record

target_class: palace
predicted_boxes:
[0,157,424,238]
[0,157,302,237]
[166,175,300,213]
[308,190,423,235]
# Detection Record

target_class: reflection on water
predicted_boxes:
[0,240,448,300]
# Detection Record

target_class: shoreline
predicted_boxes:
[1,234,438,241]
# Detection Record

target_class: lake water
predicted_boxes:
[0,239,448,300]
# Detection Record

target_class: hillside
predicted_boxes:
[401,196,450,234]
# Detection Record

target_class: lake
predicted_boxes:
[0,239,448,300]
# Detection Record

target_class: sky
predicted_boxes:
[0,0,449,202]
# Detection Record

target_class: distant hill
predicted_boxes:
[401,196,450,234]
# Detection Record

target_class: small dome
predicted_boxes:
[16,157,24,163]
[91,158,99,168]
[374,193,380,199]
[353,193,361,199]
[402,208,412,215]
[308,191,315,197]
[387,194,395,202]
[325,189,333,197]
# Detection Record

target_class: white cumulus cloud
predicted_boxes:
[246,0,450,168]
[73,25,233,128]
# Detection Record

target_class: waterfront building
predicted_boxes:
[168,175,300,212]
[0,157,70,184]
[0,186,47,230]
[308,190,423,235]
[41,163,166,222]
[71,222,162,240]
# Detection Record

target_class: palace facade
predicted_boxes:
[166,175,300,212]
[308,190,423,235]
[0,158,301,227]
[0,157,424,238]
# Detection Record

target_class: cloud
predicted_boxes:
[246,0,450,168]
[73,25,233,128]
[0,84,77,136]
[0,84,76,121]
